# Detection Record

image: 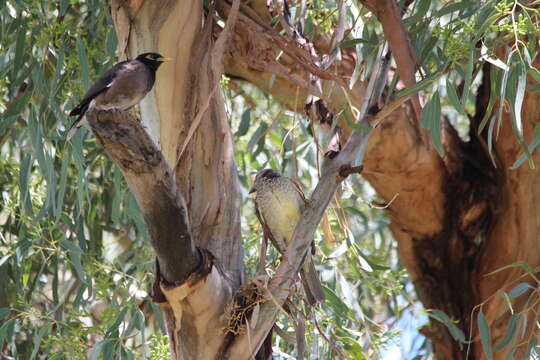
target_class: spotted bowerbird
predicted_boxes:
[67,52,170,139]
[250,169,326,305]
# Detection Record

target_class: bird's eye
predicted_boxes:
[146,55,155,60]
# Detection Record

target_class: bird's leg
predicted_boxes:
[257,232,269,275]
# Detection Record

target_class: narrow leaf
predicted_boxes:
[478,310,493,360]
[513,64,527,136]
[235,109,251,137]
[508,282,531,298]
[494,314,518,351]
[446,78,466,115]
[429,310,466,345]
[421,91,444,156]
[76,39,90,90]
[395,77,434,97]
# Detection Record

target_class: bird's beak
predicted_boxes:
[158,57,172,62]
[249,187,256,198]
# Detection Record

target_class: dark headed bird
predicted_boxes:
[250,169,325,305]
[67,52,170,139]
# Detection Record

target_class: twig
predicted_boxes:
[339,164,364,178]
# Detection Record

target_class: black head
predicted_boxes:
[249,169,282,194]
[136,52,171,72]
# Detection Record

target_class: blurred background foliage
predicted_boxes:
[0,0,538,359]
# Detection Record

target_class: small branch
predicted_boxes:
[86,108,200,284]
[359,0,424,131]
[225,44,390,359]
[339,164,364,178]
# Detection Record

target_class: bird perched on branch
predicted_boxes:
[250,169,325,305]
[67,52,170,139]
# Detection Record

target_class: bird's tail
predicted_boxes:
[67,105,88,140]
[300,256,325,305]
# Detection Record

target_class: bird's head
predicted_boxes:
[249,168,281,196]
[136,52,171,71]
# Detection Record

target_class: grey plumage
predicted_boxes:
[67,52,170,139]
[250,169,325,305]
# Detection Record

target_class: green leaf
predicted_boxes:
[461,50,474,104]
[395,76,434,97]
[437,1,470,17]
[247,123,268,152]
[508,282,531,298]
[0,308,10,321]
[428,309,466,345]
[13,24,26,73]
[421,91,444,156]
[55,149,70,221]
[478,310,493,360]
[324,287,352,320]
[235,109,251,137]
[0,319,16,349]
[523,336,537,360]
[485,261,532,276]
[49,48,65,100]
[76,38,90,90]
[474,11,499,43]
[512,64,527,136]
[527,67,540,84]
[107,307,128,336]
[446,78,466,116]
[90,340,109,360]
[494,314,518,351]
[343,108,372,131]
[59,240,86,283]
[19,153,33,215]
[59,239,82,255]
[478,65,500,135]
[30,324,50,359]
[415,0,430,19]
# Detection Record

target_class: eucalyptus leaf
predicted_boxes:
[478,310,493,360]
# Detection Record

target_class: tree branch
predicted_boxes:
[359,0,422,123]
[86,108,200,284]
[226,44,389,358]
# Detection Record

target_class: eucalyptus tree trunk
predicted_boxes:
[100,1,539,360]
[109,1,244,358]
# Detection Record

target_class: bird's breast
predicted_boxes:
[257,185,303,248]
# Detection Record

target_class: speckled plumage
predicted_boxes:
[251,169,325,304]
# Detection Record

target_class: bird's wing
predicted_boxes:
[291,178,308,204]
[69,60,129,116]
[290,177,316,254]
